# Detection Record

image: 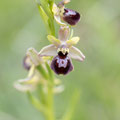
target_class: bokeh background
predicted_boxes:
[0,0,120,120]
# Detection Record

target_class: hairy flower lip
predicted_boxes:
[51,51,73,75]
[51,55,73,75]
[38,27,85,75]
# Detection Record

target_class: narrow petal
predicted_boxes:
[47,35,61,46]
[39,44,57,57]
[52,4,66,26]
[66,37,80,47]
[69,28,74,39]
[28,65,35,77]
[58,26,70,41]
[54,15,66,26]
[69,46,85,62]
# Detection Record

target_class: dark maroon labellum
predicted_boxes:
[62,8,80,26]
[51,52,73,75]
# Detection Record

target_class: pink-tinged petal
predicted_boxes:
[39,44,57,57]
[69,46,85,62]
[58,26,70,41]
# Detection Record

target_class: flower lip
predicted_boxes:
[51,51,73,75]
[62,8,80,25]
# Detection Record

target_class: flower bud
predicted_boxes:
[62,8,80,26]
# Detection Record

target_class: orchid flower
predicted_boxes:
[14,48,64,93]
[14,48,44,92]
[52,0,80,26]
[15,0,85,119]
[39,26,85,75]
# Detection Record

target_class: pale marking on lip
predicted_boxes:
[57,48,69,55]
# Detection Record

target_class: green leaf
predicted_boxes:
[37,4,52,34]
[27,91,48,113]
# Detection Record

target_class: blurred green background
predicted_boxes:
[0,0,120,120]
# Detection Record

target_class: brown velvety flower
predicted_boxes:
[39,26,85,75]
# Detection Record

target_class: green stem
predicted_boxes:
[36,65,48,80]
[36,64,55,120]
[40,0,55,36]
[46,63,55,120]
[45,62,54,83]
[34,0,55,35]
[34,0,56,120]
[46,84,55,120]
